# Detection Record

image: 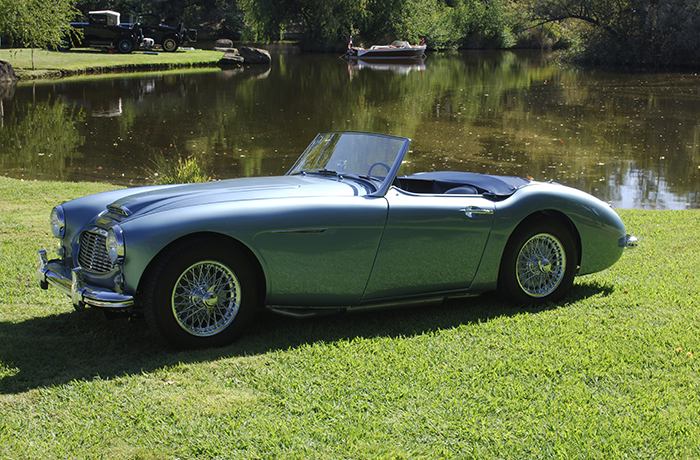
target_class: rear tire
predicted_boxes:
[56,40,71,52]
[141,237,259,348]
[116,38,134,54]
[498,219,577,304]
[162,36,179,52]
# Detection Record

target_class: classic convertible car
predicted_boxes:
[38,132,637,348]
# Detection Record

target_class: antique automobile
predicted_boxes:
[38,132,637,349]
[125,13,197,52]
[66,10,142,54]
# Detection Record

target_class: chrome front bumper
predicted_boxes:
[37,249,134,308]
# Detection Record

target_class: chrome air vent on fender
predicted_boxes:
[78,229,115,273]
[107,203,132,217]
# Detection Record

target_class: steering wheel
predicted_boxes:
[367,162,390,177]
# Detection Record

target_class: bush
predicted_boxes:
[153,156,211,185]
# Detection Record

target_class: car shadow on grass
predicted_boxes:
[0,280,614,394]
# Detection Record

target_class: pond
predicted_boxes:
[1,50,699,209]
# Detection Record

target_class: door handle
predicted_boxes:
[462,206,494,218]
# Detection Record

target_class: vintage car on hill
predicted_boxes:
[66,10,142,54]
[38,132,637,349]
[126,13,197,52]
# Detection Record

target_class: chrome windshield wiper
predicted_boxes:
[291,168,339,176]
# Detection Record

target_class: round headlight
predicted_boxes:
[106,226,125,263]
[50,206,66,238]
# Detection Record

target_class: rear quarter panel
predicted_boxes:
[470,183,627,292]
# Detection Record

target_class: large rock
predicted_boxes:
[214,38,235,52]
[0,61,18,83]
[217,46,271,67]
[238,46,271,65]
[218,51,244,66]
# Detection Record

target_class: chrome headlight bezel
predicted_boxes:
[50,206,66,238]
[106,226,125,263]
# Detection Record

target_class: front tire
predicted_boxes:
[498,219,577,304]
[141,237,259,348]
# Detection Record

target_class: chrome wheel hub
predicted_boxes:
[172,260,241,336]
[516,233,566,298]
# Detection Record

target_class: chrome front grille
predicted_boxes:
[78,229,115,273]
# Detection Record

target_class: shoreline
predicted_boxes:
[0,48,228,80]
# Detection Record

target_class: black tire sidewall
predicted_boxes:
[162,37,178,52]
[142,238,258,348]
[117,38,133,54]
[498,219,577,305]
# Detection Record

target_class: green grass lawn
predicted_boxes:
[0,48,225,79]
[1,176,699,459]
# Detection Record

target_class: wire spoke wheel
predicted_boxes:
[515,233,566,297]
[499,219,577,304]
[172,260,241,336]
[142,237,259,348]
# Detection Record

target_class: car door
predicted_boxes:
[252,195,389,307]
[362,188,495,301]
[84,17,106,45]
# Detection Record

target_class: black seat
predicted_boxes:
[444,186,478,195]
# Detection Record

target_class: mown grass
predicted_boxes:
[0,48,225,79]
[1,176,699,459]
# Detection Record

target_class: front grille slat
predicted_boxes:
[78,230,115,273]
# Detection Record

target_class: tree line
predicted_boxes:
[1,0,699,69]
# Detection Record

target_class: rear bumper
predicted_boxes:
[620,234,639,248]
[37,249,134,308]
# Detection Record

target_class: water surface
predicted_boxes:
[1,50,698,209]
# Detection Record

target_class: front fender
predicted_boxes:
[117,195,389,307]
[118,200,267,295]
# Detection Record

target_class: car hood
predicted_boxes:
[106,175,372,219]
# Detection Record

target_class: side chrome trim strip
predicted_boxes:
[271,228,328,234]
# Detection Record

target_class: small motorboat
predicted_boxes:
[342,39,426,60]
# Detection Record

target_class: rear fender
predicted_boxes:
[469,183,626,292]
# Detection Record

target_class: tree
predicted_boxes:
[237,0,365,51]
[527,0,700,67]
[0,0,82,70]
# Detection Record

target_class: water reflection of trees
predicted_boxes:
[0,97,84,181]
[0,53,697,208]
[223,51,695,207]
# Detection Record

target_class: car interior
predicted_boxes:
[395,171,531,196]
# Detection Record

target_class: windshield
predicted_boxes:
[287,132,410,196]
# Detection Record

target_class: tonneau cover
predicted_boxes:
[402,171,530,196]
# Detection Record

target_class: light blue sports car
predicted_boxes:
[38,132,637,348]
